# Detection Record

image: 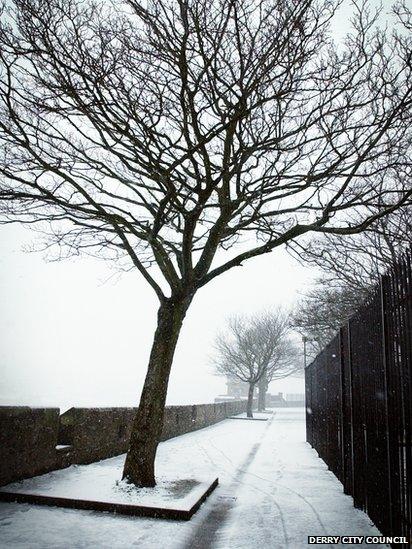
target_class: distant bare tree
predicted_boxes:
[214,309,299,417]
[257,344,301,411]
[0,0,411,486]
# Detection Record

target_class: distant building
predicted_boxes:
[267,392,286,407]
[286,393,305,406]
[226,378,249,398]
[214,377,249,403]
[215,377,305,407]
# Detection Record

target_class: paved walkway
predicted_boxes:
[0,409,385,548]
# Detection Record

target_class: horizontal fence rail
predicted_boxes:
[305,249,411,546]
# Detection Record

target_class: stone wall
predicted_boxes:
[0,407,60,486]
[163,400,247,437]
[0,400,246,486]
[59,407,136,464]
[59,400,246,465]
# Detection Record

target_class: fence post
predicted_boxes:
[305,365,310,444]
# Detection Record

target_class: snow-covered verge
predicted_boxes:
[1,457,215,512]
[0,408,387,548]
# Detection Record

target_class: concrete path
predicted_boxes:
[0,409,385,548]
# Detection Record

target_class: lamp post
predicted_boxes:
[302,336,308,369]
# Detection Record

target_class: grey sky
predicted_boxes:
[0,223,311,410]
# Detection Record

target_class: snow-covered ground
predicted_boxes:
[0,408,386,548]
[1,456,216,512]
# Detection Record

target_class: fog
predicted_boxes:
[0,224,311,410]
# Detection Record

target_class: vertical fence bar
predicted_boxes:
[381,274,393,535]
[340,324,354,495]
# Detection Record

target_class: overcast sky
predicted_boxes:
[0,0,391,411]
[0,222,312,410]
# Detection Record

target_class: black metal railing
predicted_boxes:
[305,249,411,545]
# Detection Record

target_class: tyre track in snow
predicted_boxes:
[205,414,330,540]
[180,415,289,549]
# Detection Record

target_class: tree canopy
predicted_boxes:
[1,0,411,303]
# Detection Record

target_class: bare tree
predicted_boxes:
[257,338,300,411]
[290,203,412,293]
[214,310,300,417]
[291,279,369,357]
[255,310,301,412]
[0,0,411,486]
[291,204,412,357]
[257,375,270,411]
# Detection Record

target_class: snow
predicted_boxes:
[0,408,387,548]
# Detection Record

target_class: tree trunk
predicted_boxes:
[247,383,255,418]
[258,376,268,411]
[122,295,192,487]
